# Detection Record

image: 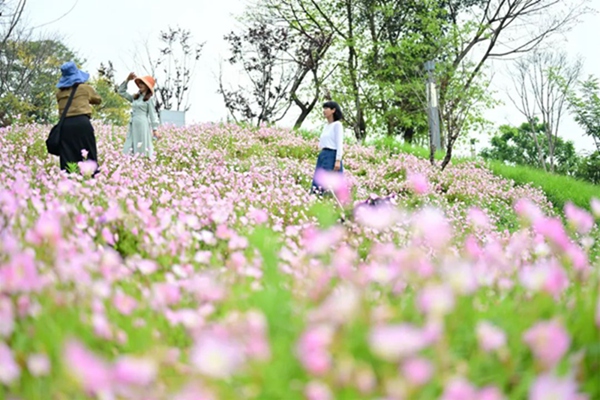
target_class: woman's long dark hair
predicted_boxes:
[323,101,343,121]
[133,90,152,102]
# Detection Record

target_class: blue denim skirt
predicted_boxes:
[311,148,343,193]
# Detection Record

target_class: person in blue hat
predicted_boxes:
[55,61,102,174]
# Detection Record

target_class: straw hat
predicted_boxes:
[134,76,156,94]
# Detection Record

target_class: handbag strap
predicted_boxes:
[58,83,80,126]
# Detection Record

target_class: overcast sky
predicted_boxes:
[23,0,599,153]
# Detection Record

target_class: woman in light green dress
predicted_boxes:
[118,72,160,158]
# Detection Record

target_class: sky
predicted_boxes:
[22,0,600,154]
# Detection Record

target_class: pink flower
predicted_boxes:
[407,171,429,195]
[314,169,351,204]
[591,198,600,218]
[305,380,333,400]
[136,259,158,275]
[113,291,138,315]
[533,217,570,252]
[27,353,51,377]
[523,320,570,368]
[310,284,360,325]
[564,202,594,234]
[172,384,216,400]
[248,207,269,224]
[63,340,112,393]
[81,148,89,159]
[417,284,455,317]
[113,356,157,386]
[78,159,97,177]
[476,321,506,352]
[402,357,433,386]
[514,198,544,223]
[355,365,376,394]
[354,204,403,230]
[296,325,334,375]
[441,378,478,400]
[0,297,14,338]
[151,282,181,307]
[0,342,20,384]
[101,227,115,245]
[411,207,452,249]
[244,311,271,361]
[478,386,506,400]
[529,373,581,400]
[369,324,427,361]
[190,332,245,379]
[31,211,62,245]
[520,261,569,297]
[1,251,43,293]
[565,244,589,272]
[467,207,490,230]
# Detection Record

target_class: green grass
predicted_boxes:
[487,160,600,212]
[369,136,446,160]
[368,136,599,212]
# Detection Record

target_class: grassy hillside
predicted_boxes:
[0,123,598,399]
[370,135,600,213]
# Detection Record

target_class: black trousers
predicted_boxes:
[58,115,98,173]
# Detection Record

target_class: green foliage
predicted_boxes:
[89,77,129,126]
[480,121,580,175]
[0,38,81,126]
[574,151,600,185]
[370,135,445,160]
[565,75,600,146]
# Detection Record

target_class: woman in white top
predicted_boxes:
[311,101,344,194]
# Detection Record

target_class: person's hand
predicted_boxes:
[127,72,136,81]
[334,160,341,171]
[153,130,159,139]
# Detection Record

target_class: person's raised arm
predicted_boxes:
[117,72,136,102]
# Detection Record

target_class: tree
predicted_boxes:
[219,21,297,126]
[0,37,81,126]
[137,26,204,112]
[89,61,130,126]
[480,121,579,175]
[0,0,26,48]
[508,49,582,172]
[574,151,600,184]
[564,75,600,151]
[436,0,591,170]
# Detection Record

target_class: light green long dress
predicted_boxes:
[118,81,160,158]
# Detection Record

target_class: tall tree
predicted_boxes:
[564,75,600,151]
[0,37,80,126]
[137,26,204,112]
[436,0,591,170]
[0,0,26,48]
[508,49,582,172]
[219,21,296,126]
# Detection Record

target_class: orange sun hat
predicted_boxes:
[134,75,156,94]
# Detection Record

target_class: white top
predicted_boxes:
[318,121,344,160]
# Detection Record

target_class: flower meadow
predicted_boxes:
[0,122,599,400]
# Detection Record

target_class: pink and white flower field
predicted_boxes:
[0,123,599,399]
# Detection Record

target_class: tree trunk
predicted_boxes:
[528,118,547,172]
[403,126,415,144]
[346,0,366,143]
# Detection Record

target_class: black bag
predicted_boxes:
[46,84,80,156]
